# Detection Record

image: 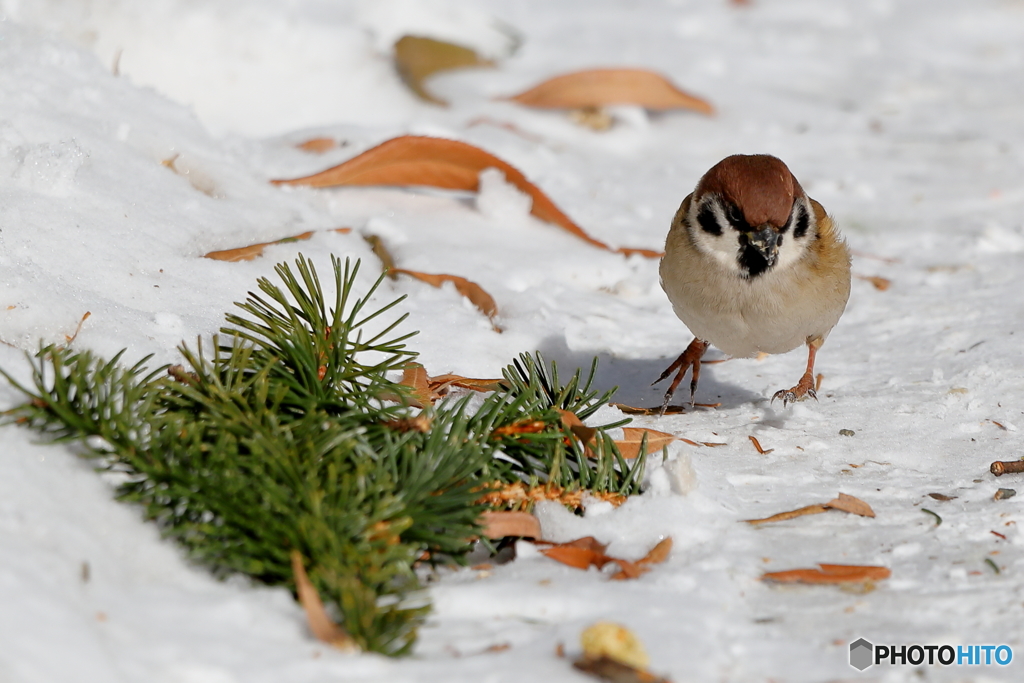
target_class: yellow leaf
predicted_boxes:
[394,35,493,106]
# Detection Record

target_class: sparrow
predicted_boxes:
[654,154,851,409]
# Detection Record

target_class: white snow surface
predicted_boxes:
[2,1,1024,681]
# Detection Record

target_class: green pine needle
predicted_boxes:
[0,254,646,655]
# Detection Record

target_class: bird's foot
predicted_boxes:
[652,338,710,415]
[771,371,818,407]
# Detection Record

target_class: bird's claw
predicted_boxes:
[770,386,817,407]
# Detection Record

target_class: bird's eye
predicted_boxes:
[725,203,748,230]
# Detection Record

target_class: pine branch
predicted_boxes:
[0,255,646,656]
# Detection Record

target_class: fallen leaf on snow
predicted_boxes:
[744,505,829,525]
[204,228,352,262]
[479,510,542,539]
[270,136,661,257]
[392,268,500,327]
[503,68,714,115]
[573,656,672,683]
[745,493,875,524]
[559,409,598,446]
[394,35,493,105]
[296,137,339,153]
[824,492,876,517]
[761,563,891,585]
[538,536,671,580]
[614,427,675,459]
[748,435,773,455]
[290,550,358,651]
[856,274,892,291]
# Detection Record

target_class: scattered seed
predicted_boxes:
[839,429,855,437]
[985,558,1001,575]
[991,530,1007,540]
[994,488,1017,501]
[927,493,956,501]
[748,435,773,455]
[921,508,942,526]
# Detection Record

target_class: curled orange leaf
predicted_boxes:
[392,268,499,327]
[271,136,660,258]
[503,68,714,114]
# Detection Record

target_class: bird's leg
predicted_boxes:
[653,338,710,413]
[771,336,822,407]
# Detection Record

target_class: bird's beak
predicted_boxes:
[746,225,779,267]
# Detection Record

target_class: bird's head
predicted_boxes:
[685,154,817,279]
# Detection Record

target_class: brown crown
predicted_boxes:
[695,154,805,228]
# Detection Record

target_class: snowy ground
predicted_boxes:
[3,1,1024,681]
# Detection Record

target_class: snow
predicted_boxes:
[2,0,1024,681]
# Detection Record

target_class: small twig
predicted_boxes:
[991,460,1024,476]
[65,311,91,345]
[748,435,773,455]
[921,508,942,526]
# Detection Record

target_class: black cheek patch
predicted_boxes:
[696,203,722,236]
[793,205,809,239]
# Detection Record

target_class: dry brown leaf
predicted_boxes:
[503,68,714,115]
[394,35,493,105]
[396,362,435,408]
[480,510,542,539]
[748,435,773,455]
[392,268,499,325]
[363,233,397,276]
[559,409,598,446]
[204,228,352,262]
[610,403,685,416]
[856,274,892,291]
[614,428,675,459]
[638,537,673,566]
[542,545,609,570]
[290,550,358,651]
[271,136,661,258]
[744,504,829,525]
[296,137,338,153]
[573,655,672,683]
[762,564,891,585]
[429,373,506,394]
[540,536,672,581]
[824,492,876,518]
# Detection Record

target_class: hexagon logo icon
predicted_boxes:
[849,638,874,671]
